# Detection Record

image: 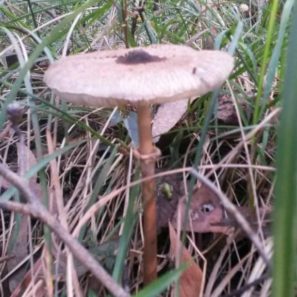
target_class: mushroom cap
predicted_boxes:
[44,44,234,106]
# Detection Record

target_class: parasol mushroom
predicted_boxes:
[44,44,234,284]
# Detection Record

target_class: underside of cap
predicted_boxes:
[44,44,234,107]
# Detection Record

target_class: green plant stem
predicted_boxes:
[253,0,279,124]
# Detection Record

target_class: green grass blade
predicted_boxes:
[0,0,113,126]
[252,0,280,123]
[227,21,243,55]
[263,0,294,102]
[133,264,187,297]
[112,183,140,282]
[273,2,297,296]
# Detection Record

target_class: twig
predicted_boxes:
[0,255,15,263]
[0,164,130,297]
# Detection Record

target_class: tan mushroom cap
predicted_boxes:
[44,44,234,106]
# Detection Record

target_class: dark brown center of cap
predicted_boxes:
[116,49,165,65]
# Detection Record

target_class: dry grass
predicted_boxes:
[0,0,283,296]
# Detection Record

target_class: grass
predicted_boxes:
[0,0,295,296]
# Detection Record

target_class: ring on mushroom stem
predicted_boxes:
[133,147,161,161]
[44,44,234,286]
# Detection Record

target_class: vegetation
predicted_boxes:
[0,0,295,296]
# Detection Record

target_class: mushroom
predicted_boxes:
[44,44,234,284]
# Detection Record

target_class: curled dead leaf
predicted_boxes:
[156,175,271,236]
[171,183,271,236]
[169,223,203,297]
[172,184,231,234]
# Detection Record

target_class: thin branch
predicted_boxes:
[0,164,130,297]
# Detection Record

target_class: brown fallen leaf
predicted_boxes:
[171,183,271,235]
[169,223,203,297]
[172,183,231,234]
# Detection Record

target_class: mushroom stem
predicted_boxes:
[137,103,158,284]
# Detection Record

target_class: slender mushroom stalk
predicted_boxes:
[137,103,158,283]
[44,44,234,286]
